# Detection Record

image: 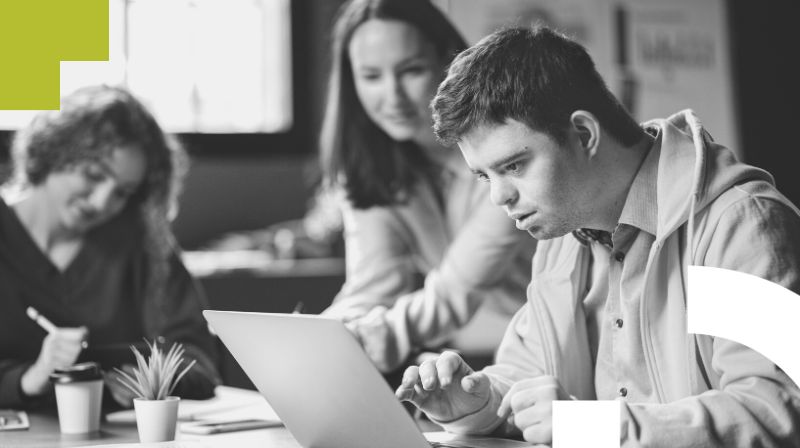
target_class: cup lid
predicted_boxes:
[49,362,102,384]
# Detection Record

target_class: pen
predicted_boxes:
[26,306,88,349]
[26,306,57,333]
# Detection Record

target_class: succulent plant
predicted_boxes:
[114,339,196,400]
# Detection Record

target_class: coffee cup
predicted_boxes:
[49,362,104,434]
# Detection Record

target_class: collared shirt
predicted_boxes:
[583,134,661,401]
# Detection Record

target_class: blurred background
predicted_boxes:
[1,0,798,248]
[0,0,797,387]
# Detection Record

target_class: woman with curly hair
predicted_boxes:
[320,0,535,375]
[0,85,219,409]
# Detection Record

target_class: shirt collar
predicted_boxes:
[617,132,661,237]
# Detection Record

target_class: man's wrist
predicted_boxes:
[434,396,492,425]
[431,384,510,435]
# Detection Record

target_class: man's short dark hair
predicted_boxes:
[432,26,643,146]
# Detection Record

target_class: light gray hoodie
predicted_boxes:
[439,110,800,447]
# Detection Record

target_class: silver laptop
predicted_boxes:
[204,310,434,448]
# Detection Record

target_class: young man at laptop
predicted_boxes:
[396,26,800,447]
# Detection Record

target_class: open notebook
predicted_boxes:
[106,386,273,424]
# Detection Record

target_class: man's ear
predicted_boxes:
[569,110,601,158]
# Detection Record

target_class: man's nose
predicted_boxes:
[489,178,518,207]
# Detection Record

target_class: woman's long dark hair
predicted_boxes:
[319,0,467,209]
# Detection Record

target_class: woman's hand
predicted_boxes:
[21,327,88,396]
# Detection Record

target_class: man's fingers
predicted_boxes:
[497,377,560,446]
[512,401,550,430]
[499,376,562,417]
[498,376,526,418]
[418,359,439,390]
[395,386,414,402]
[396,366,420,401]
[400,366,420,387]
[461,371,489,394]
[413,384,431,400]
[435,351,467,388]
[509,385,549,412]
[521,420,552,445]
[498,388,512,419]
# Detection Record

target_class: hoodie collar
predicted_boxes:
[617,133,660,237]
[642,110,774,242]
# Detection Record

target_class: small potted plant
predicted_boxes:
[115,339,196,443]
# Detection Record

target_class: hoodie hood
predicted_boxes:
[642,109,774,243]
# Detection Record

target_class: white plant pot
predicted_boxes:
[133,396,180,443]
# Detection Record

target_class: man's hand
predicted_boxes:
[21,327,88,396]
[497,375,570,445]
[395,351,491,422]
[104,364,138,408]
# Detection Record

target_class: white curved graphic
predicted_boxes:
[687,266,800,385]
[549,266,798,448]
[553,400,620,448]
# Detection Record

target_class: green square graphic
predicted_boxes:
[0,0,108,110]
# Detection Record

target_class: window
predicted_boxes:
[0,0,292,134]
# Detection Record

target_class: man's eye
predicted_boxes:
[505,162,520,173]
[476,173,489,183]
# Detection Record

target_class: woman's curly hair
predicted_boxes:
[7,85,188,332]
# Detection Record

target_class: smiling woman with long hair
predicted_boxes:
[320,0,535,374]
[0,85,219,409]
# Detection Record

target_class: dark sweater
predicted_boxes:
[0,197,220,409]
